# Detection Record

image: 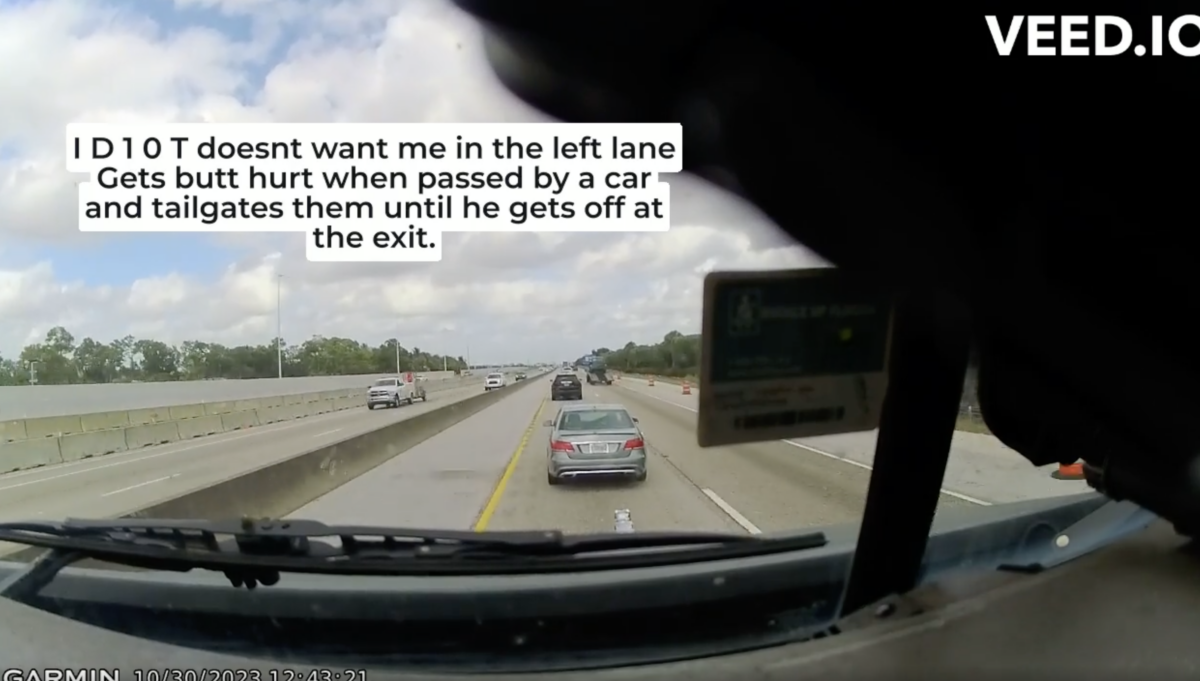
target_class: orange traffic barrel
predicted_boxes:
[681,380,692,395]
[648,376,655,386]
[1051,461,1086,481]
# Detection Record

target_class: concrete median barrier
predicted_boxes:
[1,373,548,565]
[0,371,518,475]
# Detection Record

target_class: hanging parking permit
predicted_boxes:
[697,268,893,448]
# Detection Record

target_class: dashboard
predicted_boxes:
[6,494,1194,676]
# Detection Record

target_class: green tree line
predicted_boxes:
[0,326,470,386]
[581,331,701,379]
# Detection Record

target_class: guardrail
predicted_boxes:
[0,372,524,475]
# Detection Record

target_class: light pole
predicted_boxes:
[394,338,401,376]
[439,326,450,373]
[276,273,283,379]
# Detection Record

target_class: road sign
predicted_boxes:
[697,268,893,447]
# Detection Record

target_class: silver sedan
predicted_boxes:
[544,403,647,485]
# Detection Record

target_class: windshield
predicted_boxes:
[1,0,1100,671]
[558,409,635,431]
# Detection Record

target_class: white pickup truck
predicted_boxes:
[367,375,427,410]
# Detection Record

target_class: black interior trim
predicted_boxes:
[0,495,1104,668]
[841,293,972,615]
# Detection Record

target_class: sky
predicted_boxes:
[0,0,825,365]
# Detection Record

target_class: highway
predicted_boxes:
[0,371,1091,557]
[292,373,1090,535]
[0,380,490,557]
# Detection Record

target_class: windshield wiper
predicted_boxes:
[0,518,827,601]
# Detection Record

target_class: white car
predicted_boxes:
[484,372,507,391]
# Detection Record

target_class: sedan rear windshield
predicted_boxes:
[487,373,504,380]
[558,409,635,431]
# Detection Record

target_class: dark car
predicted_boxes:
[550,374,583,401]
[515,372,527,381]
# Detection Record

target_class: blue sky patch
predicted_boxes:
[28,233,239,286]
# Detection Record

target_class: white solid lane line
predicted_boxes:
[701,488,762,535]
[102,473,181,497]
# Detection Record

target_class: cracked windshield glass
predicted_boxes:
[0,0,1090,577]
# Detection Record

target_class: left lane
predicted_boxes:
[290,377,549,529]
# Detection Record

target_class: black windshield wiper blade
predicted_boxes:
[0,517,784,556]
[0,518,828,601]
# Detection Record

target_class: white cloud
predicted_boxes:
[0,0,825,363]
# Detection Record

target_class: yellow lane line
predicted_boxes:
[473,397,547,531]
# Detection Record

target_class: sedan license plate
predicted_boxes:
[587,443,613,455]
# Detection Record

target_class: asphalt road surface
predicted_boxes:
[0,373,1089,557]
[293,375,1087,536]
[610,375,1088,506]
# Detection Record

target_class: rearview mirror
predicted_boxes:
[543,420,554,427]
[632,417,639,423]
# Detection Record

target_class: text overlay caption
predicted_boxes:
[66,123,683,263]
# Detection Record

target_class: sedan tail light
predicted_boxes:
[623,438,645,450]
[551,440,575,452]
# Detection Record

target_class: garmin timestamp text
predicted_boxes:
[132,670,366,681]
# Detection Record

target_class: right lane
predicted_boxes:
[611,375,1091,504]
[587,381,970,533]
